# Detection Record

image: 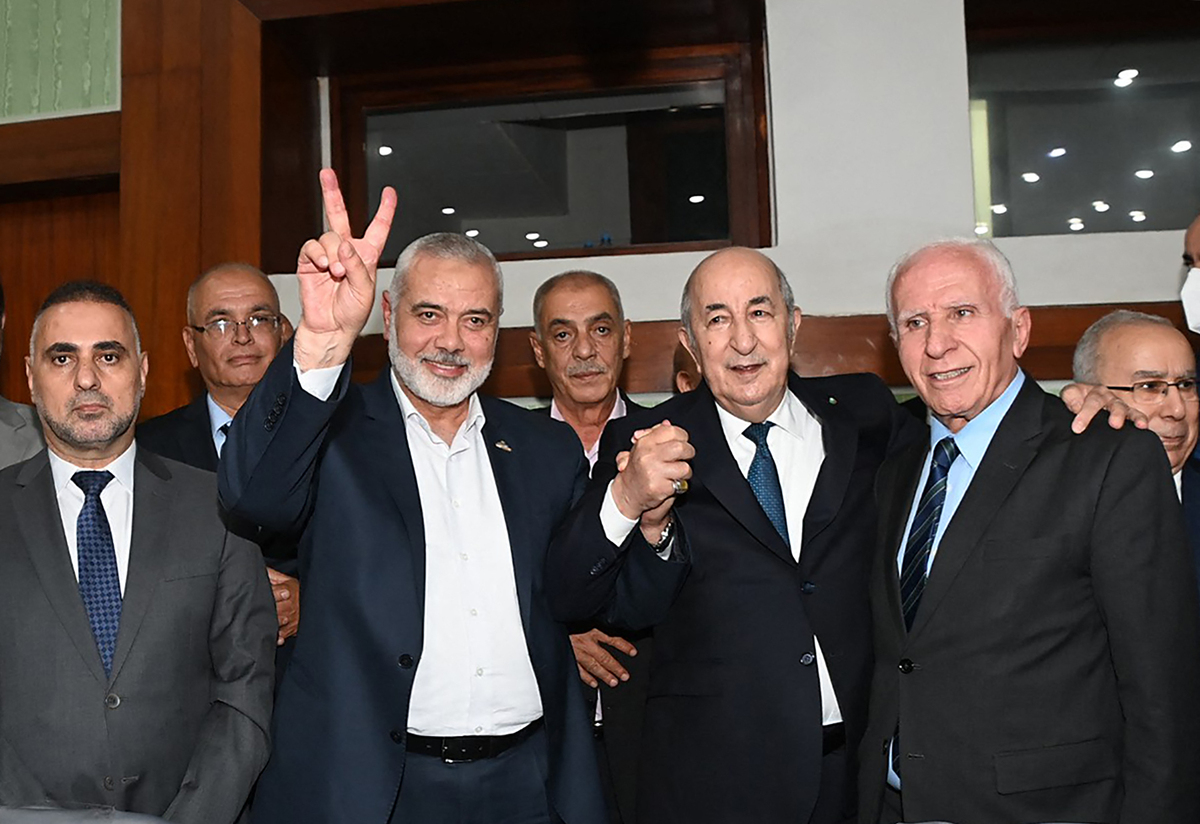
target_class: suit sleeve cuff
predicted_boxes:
[294,361,345,401]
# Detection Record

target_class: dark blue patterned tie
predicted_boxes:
[743,422,789,546]
[73,470,122,677]
[898,437,959,631]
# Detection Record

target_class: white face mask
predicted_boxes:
[1181,267,1200,333]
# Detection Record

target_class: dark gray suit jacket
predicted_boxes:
[860,379,1200,824]
[0,448,276,824]
[0,397,43,471]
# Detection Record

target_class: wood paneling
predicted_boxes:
[0,113,121,188]
[0,191,121,403]
[345,301,1197,399]
[243,0,473,22]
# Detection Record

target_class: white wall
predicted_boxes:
[274,0,1192,333]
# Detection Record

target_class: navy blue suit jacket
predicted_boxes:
[1182,453,1200,602]
[219,342,606,824]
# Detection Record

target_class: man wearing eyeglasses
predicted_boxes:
[139,263,299,649]
[1073,309,1200,584]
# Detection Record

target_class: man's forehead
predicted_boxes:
[1101,324,1195,373]
[38,301,135,344]
[542,282,619,320]
[197,270,278,310]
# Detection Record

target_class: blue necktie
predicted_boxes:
[898,437,959,631]
[73,470,122,677]
[743,422,789,546]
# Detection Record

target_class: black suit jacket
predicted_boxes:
[1181,452,1200,604]
[138,396,218,472]
[218,342,606,824]
[548,372,921,824]
[860,378,1200,824]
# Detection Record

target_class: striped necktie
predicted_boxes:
[898,436,958,630]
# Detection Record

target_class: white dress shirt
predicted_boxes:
[295,361,543,736]
[551,393,626,469]
[600,391,843,724]
[48,443,137,596]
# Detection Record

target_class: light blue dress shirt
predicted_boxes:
[888,368,1025,790]
[206,394,233,458]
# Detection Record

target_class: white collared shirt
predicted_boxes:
[48,443,137,595]
[551,393,627,469]
[294,360,542,736]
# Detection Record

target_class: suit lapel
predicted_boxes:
[481,399,534,627]
[790,375,858,551]
[12,454,109,684]
[361,370,427,614]
[185,395,219,471]
[109,451,173,682]
[908,379,1046,637]
[879,439,929,630]
[686,383,794,564]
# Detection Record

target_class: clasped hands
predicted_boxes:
[611,420,694,545]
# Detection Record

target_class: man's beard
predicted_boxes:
[35,389,138,451]
[388,333,493,408]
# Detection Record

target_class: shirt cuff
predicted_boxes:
[600,480,639,546]
[294,360,344,401]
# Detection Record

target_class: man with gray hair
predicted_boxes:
[220,171,606,824]
[860,239,1200,823]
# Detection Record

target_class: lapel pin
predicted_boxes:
[495,440,513,452]
[828,396,838,405]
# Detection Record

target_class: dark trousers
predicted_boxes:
[389,727,562,824]
[809,744,855,824]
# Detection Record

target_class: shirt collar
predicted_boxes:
[549,392,627,427]
[206,394,233,441]
[714,389,808,444]
[49,441,138,495]
[929,369,1025,469]
[390,369,486,445]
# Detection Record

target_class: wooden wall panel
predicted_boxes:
[346,301,1196,399]
[0,113,121,187]
[0,191,121,403]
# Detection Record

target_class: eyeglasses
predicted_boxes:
[190,314,281,338]
[1106,378,1200,405]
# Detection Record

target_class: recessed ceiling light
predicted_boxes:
[1130,210,1147,222]
[1068,217,1083,224]
[441,207,456,215]
[1172,140,1193,153]
[1113,77,1134,88]
[1134,169,1154,179]
[525,232,540,241]
[1117,68,1139,80]
[378,145,393,156]
[688,195,705,204]
[533,239,549,248]
[1092,201,1110,212]
[990,203,1008,215]
[1021,172,1040,183]
[974,224,989,236]
[1048,147,1066,158]
[464,229,480,238]
[1069,222,1085,232]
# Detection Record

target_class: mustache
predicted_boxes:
[725,357,768,370]
[421,351,470,368]
[566,360,608,378]
[68,390,113,412]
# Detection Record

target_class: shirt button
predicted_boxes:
[475,726,483,733]
[898,658,915,674]
[799,653,816,666]
[390,730,404,744]
[470,609,478,616]
[452,500,460,508]
[460,553,469,561]
[398,654,414,668]
[476,667,484,676]
[104,693,121,709]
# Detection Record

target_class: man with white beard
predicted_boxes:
[220,174,607,824]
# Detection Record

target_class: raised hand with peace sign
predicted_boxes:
[293,168,397,371]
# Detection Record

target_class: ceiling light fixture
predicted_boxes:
[1069,222,1085,232]
[1048,147,1067,158]
[1134,169,1154,179]
[1092,201,1110,212]
[1130,210,1147,222]
[990,204,1008,215]
[465,229,480,238]
[378,145,393,156]
[974,224,989,236]
[1117,69,1139,80]
[524,232,540,241]
[688,195,705,204]
[441,207,456,215]
[1021,172,1040,183]
[533,239,549,248]
[1172,140,1193,153]
[1113,77,1134,88]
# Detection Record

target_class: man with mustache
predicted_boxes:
[0,280,275,822]
[219,171,607,824]
[529,270,648,824]
[138,263,299,649]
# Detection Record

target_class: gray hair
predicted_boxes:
[679,249,797,349]
[1073,309,1177,384]
[885,238,1020,337]
[186,262,279,324]
[532,270,624,337]
[388,232,503,317]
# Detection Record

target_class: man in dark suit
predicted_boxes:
[1072,309,1200,598]
[0,281,275,822]
[860,239,1200,824]
[138,263,298,647]
[0,280,44,469]
[529,270,649,824]
[219,170,605,824]
[548,247,924,824]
